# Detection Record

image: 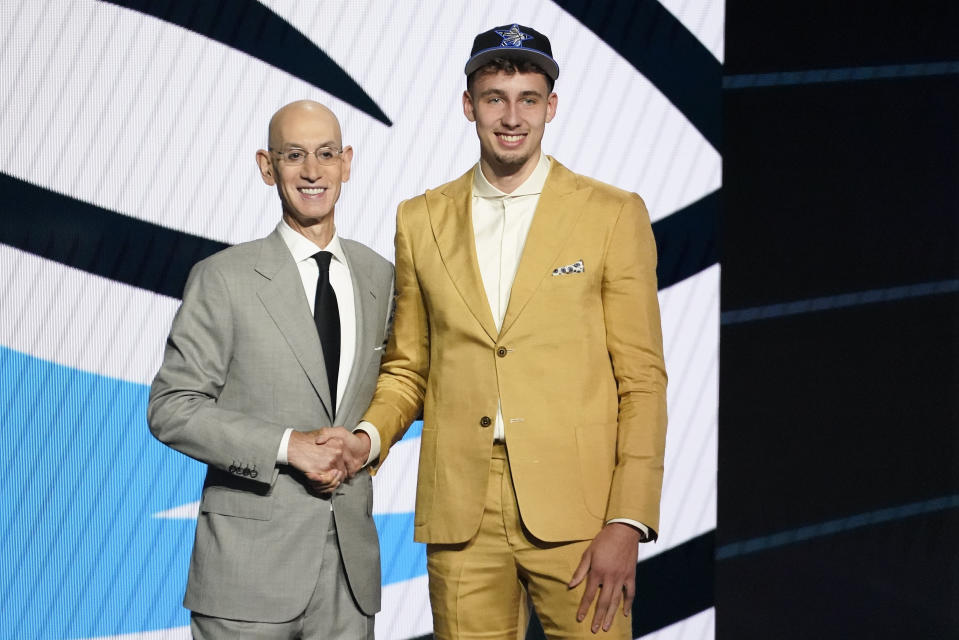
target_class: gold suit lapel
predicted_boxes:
[429,168,498,341]
[500,160,591,338]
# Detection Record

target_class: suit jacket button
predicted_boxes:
[496,347,508,357]
[480,416,492,427]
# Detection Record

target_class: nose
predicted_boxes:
[501,101,521,128]
[299,153,324,180]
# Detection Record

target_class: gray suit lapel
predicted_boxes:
[254,230,335,421]
[335,241,377,423]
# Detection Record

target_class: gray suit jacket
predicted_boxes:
[148,228,393,621]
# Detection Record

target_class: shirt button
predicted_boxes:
[480,416,492,427]
[496,347,508,357]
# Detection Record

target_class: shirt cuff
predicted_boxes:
[276,428,293,466]
[353,421,381,467]
[606,518,651,542]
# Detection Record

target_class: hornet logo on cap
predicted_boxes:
[495,24,532,47]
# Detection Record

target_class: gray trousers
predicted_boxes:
[191,520,373,640]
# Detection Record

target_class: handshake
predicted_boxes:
[287,427,372,495]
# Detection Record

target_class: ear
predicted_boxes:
[462,90,476,123]
[545,92,558,124]
[256,149,275,186]
[340,146,354,183]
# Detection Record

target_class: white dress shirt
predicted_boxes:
[472,153,551,441]
[275,220,356,464]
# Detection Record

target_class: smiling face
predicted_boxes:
[464,68,557,189]
[256,101,353,236]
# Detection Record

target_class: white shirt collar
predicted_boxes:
[472,153,551,198]
[276,219,346,265]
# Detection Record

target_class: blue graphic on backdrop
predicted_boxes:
[0,347,424,639]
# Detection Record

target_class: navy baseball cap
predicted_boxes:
[464,24,559,81]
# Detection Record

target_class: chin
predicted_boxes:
[493,151,532,170]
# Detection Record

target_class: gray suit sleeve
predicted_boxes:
[147,259,284,484]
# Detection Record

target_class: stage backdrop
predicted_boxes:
[0,1,721,638]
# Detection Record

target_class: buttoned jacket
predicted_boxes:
[364,159,667,544]
[148,229,393,621]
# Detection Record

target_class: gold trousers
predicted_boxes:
[426,444,631,639]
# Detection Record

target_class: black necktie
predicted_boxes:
[312,251,339,416]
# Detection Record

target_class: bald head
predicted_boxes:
[256,100,354,246]
[267,100,342,150]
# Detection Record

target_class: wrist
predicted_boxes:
[286,430,307,468]
[606,521,643,542]
[353,430,372,458]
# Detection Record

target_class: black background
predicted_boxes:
[720,1,958,637]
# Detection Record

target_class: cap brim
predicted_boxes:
[464,47,559,81]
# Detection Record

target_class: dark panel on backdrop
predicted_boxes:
[722,1,959,638]
[719,295,959,543]
[720,511,959,639]
[723,75,959,311]
[726,0,959,74]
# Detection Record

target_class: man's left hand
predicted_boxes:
[568,522,640,633]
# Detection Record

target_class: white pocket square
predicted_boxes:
[552,260,584,276]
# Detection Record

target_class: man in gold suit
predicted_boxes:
[347,23,668,639]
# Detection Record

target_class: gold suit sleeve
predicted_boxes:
[362,201,429,470]
[602,194,668,537]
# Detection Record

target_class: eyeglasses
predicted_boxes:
[270,146,344,165]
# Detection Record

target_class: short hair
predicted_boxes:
[466,56,555,95]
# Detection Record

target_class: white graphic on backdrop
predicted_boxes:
[0,0,722,638]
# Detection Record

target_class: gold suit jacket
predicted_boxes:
[364,158,667,544]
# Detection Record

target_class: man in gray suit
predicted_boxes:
[148,100,393,639]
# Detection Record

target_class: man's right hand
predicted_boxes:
[287,430,349,493]
[313,427,371,476]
